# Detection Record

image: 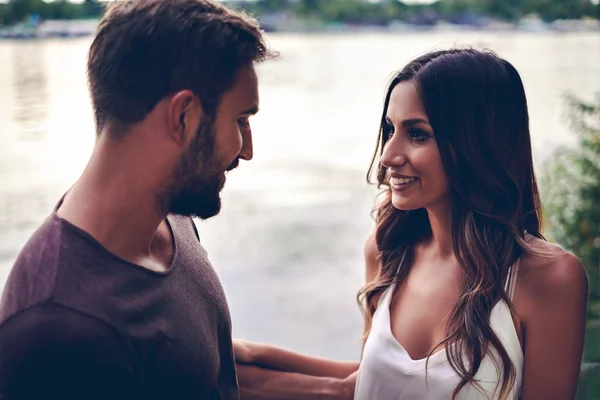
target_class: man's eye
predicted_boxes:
[238,118,250,129]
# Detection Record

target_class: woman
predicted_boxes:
[235,49,588,400]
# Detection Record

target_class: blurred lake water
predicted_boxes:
[0,31,599,394]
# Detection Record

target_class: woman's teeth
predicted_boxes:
[391,177,416,185]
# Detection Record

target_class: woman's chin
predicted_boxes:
[391,197,422,212]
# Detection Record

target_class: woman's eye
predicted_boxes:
[383,122,395,137]
[409,128,429,143]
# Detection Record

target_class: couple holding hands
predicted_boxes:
[0,0,587,399]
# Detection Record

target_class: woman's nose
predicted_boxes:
[380,141,408,168]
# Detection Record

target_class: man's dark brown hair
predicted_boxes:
[87,0,269,136]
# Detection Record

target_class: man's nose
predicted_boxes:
[238,128,253,161]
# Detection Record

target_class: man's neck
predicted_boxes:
[57,142,172,271]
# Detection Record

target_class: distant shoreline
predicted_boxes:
[1,15,599,40]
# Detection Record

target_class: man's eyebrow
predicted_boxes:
[240,106,259,116]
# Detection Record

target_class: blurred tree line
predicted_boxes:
[247,0,600,24]
[542,93,600,399]
[0,0,103,26]
[1,0,600,27]
[542,93,600,317]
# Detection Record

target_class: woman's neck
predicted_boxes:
[425,201,454,257]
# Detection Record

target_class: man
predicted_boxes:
[0,0,266,398]
[0,0,357,399]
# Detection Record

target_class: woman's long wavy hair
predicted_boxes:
[357,49,545,399]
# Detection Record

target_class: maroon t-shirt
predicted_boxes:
[0,211,238,399]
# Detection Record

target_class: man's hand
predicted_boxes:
[340,370,357,400]
[233,339,259,364]
[233,339,359,400]
[237,364,357,400]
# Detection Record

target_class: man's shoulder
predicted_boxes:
[2,216,62,320]
[0,214,97,325]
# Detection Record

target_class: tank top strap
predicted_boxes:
[381,282,396,306]
[505,232,533,301]
[505,260,520,301]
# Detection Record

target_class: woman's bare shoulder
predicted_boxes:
[518,238,588,314]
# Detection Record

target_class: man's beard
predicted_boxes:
[160,120,238,219]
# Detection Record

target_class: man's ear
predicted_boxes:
[168,90,203,146]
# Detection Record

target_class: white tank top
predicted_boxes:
[355,260,524,400]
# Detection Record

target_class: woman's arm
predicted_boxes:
[233,231,380,399]
[234,232,381,379]
[519,251,588,400]
[234,339,358,379]
[362,231,381,337]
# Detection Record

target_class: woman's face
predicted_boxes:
[380,81,450,212]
